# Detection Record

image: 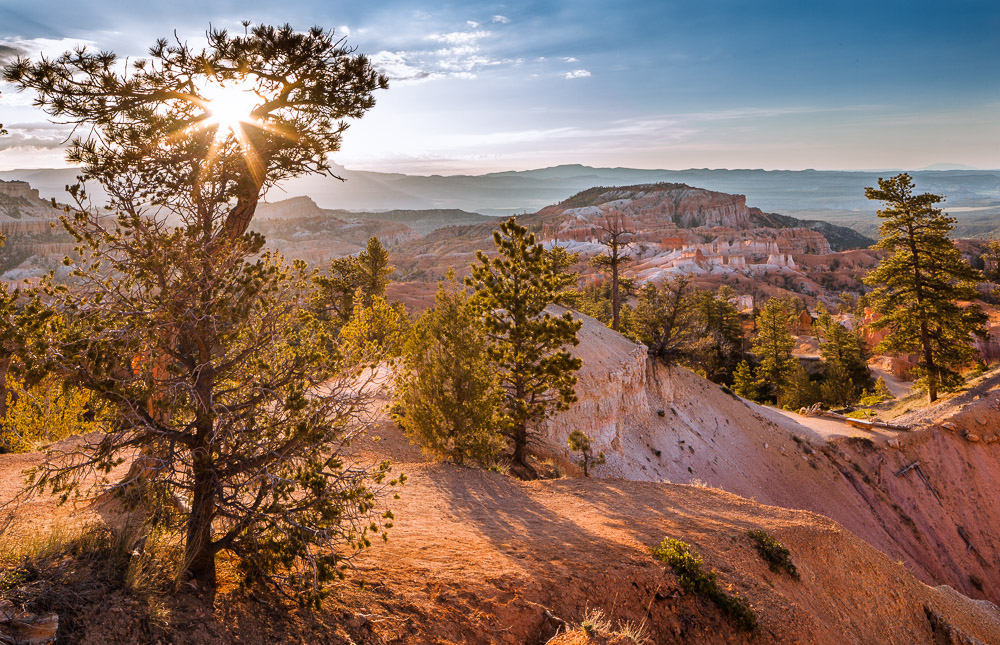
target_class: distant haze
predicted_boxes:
[4,164,1000,239]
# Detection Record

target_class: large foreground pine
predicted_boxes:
[3,24,394,602]
[864,173,986,403]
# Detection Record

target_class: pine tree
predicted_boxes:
[339,292,408,359]
[567,430,605,477]
[592,211,633,331]
[984,239,1000,282]
[544,245,581,304]
[393,275,504,466]
[467,218,582,471]
[819,362,856,408]
[312,237,394,327]
[3,24,395,600]
[863,173,987,402]
[784,363,820,410]
[752,298,799,405]
[693,287,744,382]
[815,308,871,406]
[356,236,393,306]
[312,256,363,325]
[631,277,699,364]
[732,360,758,401]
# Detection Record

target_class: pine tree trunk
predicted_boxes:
[611,254,620,331]
[184,455,217,587]
[921,319,938,403]
[185,374,217,587]
[512,421,528,467]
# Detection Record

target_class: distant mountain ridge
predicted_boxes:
[2,164,999,238]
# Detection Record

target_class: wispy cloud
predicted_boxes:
[565,69,591,79]
[427,30,491,46]
[371,25,521,83]
[369,51,440,82]
[492,15,510,24]
[675,104,887,122]
[0,37,97,62]
[0,121,74,151]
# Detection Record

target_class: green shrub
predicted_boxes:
[747,529,799,580]
[859,377,895,406]
[651,537,758,632]
[1,374,102,453]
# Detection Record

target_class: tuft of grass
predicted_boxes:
[747,529,799,580]
[580,608,607,636]
[570,607,648,643]
[651,538,758,633]
[487,459,511,476]
[0,522,178,631]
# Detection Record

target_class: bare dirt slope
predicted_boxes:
[346,457,1000,644]
[3,440,1000,644]
[543,308,1000,604]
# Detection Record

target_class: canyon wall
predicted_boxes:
[543,308,1000,604]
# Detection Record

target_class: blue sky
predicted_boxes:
[0,0,997,173]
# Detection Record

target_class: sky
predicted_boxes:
[0,0,998,174]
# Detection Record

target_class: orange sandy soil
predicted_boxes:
[2,425,999,644]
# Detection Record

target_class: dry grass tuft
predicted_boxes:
[0,521,180,635]
[548,607,650,645]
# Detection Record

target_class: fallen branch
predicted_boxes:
[811,409,910,432]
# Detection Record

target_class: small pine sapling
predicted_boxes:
[567,430,605,477]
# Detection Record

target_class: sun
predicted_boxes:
[199,79,260,133]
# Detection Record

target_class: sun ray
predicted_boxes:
[231,122,265,186]
[256,120,301,143]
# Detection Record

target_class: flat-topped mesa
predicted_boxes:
[0,179,63,224]
[0,180,41,202]
[534,183,834,255]
[537,183,758,230]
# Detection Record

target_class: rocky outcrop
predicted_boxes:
[253,195,329,221]
[0,600,58,645]
[540,306,649,456]
[535,183,841,255]
[0,181,59,223]
[543,311,1000,605]
[0,180,69,281]
[0,180,41,203]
